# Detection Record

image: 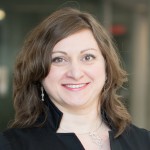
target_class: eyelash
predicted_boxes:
[51,54,96,65]
[82,54,96,61]
[52,57,66,63]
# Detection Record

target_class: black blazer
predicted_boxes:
[0,96,150,150]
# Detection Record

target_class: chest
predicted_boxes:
[5,129,147,150]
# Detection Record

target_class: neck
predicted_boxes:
[57,107,102,133]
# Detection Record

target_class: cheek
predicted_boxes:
[90,64,106,79]
[42,71,58,96]
[43,67,64,86]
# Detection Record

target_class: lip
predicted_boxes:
[62,83,90,91]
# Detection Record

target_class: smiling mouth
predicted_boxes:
[62,83,89,90]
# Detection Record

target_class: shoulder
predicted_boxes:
[2,126,49,141]
[0,127,44,150]
[0,127,56,150]
[119,124,150,149]
[0,132,11,150]
[125,124,150,138]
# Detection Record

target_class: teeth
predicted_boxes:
[65,84,86,89]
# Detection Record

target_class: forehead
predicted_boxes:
[52,29,100,53]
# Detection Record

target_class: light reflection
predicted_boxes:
[0,9,6,21]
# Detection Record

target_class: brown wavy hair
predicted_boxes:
[10,7,131,137]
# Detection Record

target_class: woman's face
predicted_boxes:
[42,29,106,111]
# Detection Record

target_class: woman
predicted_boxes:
[0,7,149,150]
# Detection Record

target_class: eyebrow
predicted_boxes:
[52,48,97,55]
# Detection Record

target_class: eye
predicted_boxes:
[52,57,66,64]
[82,54,96,62]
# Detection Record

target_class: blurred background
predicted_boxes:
[0,0,150,132]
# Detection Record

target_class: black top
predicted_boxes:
[0,95,150,150]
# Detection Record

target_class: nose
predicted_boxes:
[66,61,84,80]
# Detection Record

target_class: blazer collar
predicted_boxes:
[43,92,63,131]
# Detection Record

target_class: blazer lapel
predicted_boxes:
[109,131,124,150]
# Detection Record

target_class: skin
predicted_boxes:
[42,29,110,150]
[42,29,106,114]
